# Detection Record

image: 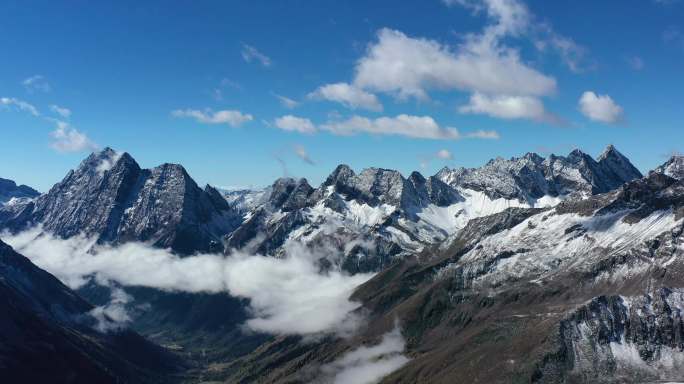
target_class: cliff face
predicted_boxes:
[536,289,684,383]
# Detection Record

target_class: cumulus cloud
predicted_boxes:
[321,114,497,141]
[353,28,556,101]
[317,324,410,384]
[241,43,272,67]
[172,108,253,127]
[22,75,51,93]
[321,115,458,140]
[294,144,315,165]
[309,83,383,112]
[459,92,557,123]
[578,91,624,124]
[272,92,300,109]
[49,120,98,153]
[0,97,39,116]
[274,115,317,134]
[2,228,373,336]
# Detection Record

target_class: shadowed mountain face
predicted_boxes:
[0,177,39,203]
[0,239,181,383]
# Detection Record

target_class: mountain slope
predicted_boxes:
[218,171,684,383]
[0,239,181,383]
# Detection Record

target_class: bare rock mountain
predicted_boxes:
[0,148,241,254]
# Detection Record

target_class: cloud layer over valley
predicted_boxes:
[2,228,374,336]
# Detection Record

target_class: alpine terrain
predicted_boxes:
[2,146,684,383]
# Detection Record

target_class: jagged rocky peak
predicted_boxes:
[408,171,463,207]
[654,154,684,180]
[436,145,642,202]
[0,177,39,203]
[2,148,240,254]
[597,144,643,184]
[268,177,314,211]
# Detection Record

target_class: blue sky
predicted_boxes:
[1,0,683,191]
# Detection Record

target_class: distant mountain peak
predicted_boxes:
[654,154,684,179]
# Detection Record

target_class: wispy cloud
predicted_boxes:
[293,144,315,165]
[626,56,645,71]
[2,96,96,153]
[272,92,300,109]
[212,78,242,101]
[0,97,39,116]
[22,75,51,93]
[49,120,98,153]
[317,324,410,384]
[241,43,272,67]
[435,149,453,160]
[172,108,253,127]
[49,104,72,118]
[89,287,133,333]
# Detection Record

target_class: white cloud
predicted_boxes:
[272,92,300,109]
[444,0,530,36]
[459,92,553,122]
[578,91,624,124]
[322,114,465,140]
[0,97,39,116]
[309,83,383,112]
[49,104,72,118]
[467,129,500,139]
[241,43,272,67]
[172,108,253,127]
[2,228,373,336]
[534,25,589,73]
[22,75,51,93]
[435,149,454,160]
[49,120,98,153]
[317,324,410,384]
[274,115,317,134]
[96,150,123,175]
[89,287,133,333]
[447,0,589,73]
[293,144,315,165]
[353,28,555,101]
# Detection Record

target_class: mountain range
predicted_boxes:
[1,145,683,383]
